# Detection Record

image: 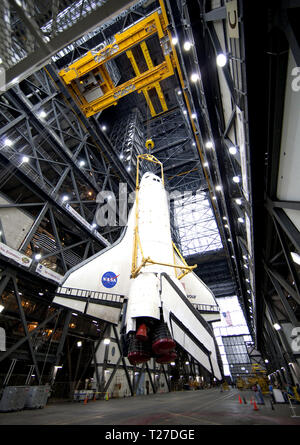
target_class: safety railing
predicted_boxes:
[192,303,219,313]
[56,286,124,304]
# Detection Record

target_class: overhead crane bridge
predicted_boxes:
[58,8,176,118]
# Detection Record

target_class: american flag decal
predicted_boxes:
[222,311,233,326]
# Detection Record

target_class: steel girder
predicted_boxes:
[241,0,300,383]
[0,74,122,277]
[0,0,148,89]
[0,66,138,277]
[166,0,254,339]
[0,261,109,393]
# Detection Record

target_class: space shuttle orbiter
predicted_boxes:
[53,150,223,381]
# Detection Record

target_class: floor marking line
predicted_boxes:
[167,411,221,425]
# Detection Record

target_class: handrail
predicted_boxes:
[192,303,220,313]
[56,286,125,303]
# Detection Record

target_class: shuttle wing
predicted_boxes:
[52,204,136,323]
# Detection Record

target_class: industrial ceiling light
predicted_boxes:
[238,217,244,223]
[35,253,42,260]
[38,110,47,118]
[4,138,13,146]
[172,36,178,45]
[215,185,222,191]
[190,73,199,82]
[265,359,269,363]
[183,40,192,51]
[229,146,237,155]
[203,162,208,167]
[191,113,197,119]
[62,195,69,202]
[104,338,110,345]
[291,251,300,265]
[0,304,4,313]
[233,176,240,183]
[22,155,29,163]
[216,53,227,67]
[77,341,82,347]
[119,153,124,160]
[79,160,85,167]
[273,323,281,331]
[205,141,213,149]
[101,125,107,131]
[235,198,242,205]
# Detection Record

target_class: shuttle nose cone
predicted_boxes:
[140,172,162,188]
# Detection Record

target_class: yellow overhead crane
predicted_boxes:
[58,10,174,118]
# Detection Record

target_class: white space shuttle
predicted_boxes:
[53,152,223,381]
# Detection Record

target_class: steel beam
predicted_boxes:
[4,0,140,88]
[204,6,226,22]
[265,265,299,326]
[271,207,300,253]
[112,325,134,396]
[267,266,300,306]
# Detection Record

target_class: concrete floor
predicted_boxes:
[0,388,299,426]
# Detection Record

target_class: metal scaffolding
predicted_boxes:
[110,107,145,173]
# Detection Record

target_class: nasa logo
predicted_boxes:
[101,271,119,288]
